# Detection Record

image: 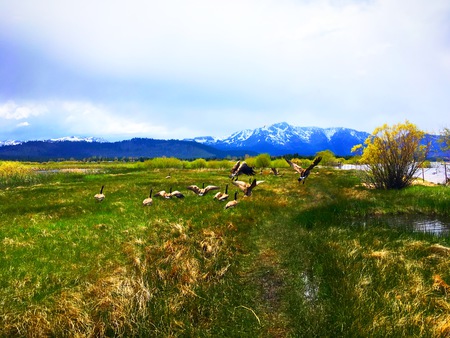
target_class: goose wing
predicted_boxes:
[203,185,220,193]
[285,158,305,175]
[243,179,258,196]
[170,190,185,198]
[218,193,229,201]
[237,162,256,176]
[301,156,322,178]
[213,192,223,199]
[187,185,201,194]
[305,156,322,172]
[230,160,241,176]
[231,180,249,192]
[154,190,167,197]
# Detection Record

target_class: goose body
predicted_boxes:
[232,179,264,197]
[213,184,229,201]
[225,191,239,209]
[187,183,219,196]
[143,189,153,206]
[229,161,256,179]
[94,185,105,202]
[285,156,322,184]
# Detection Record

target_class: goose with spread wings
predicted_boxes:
[231,178,264,197]
[229,161,256,179]
[187,183,220,196]
[285,156,322,184]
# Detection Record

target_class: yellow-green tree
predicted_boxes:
[439,127,450,160]
[315,150,337,166]
[353,121,430,189]
[255,153,271,168]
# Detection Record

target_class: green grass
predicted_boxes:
[0,165,449,337]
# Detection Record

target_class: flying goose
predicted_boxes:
[142,189,153,206]
[285,156,322,184]
[94,185,105,202]
[231,178,264,197]
[213,184,229,201]
[224,191,239,209]
[187,183,220,196]
[229,161,256,179]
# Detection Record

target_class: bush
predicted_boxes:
[143,157,183,169]
[355,121,430,189]
[255,153,271,168]
[188,158,208,169]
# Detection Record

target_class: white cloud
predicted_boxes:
[0,0,449,138]
[0,101,47,120]
[17,121,30,127]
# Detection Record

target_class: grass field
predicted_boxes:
[1,161,449,337]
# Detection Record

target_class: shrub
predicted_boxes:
[188,158,208,169]
[354,121,430,189]
[143,157,183,169]
[255,153,271,168]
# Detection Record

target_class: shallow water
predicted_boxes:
[359,214,450,236]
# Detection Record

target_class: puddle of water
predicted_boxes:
[357,215,450,236]
[301,268,319,303]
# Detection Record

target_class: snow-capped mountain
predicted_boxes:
[0,140,23,147]
[188,122,370,156]
[0,136,107,147]
[48,136,108,143]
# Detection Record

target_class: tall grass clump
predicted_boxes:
[186,158,208,169]
[205,159,234,169]
[0,161,42,187]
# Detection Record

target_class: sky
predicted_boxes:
[0,0,449,142]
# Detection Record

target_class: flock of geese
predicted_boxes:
[94,157,322,210]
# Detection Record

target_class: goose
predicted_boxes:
[224,191,239,209]
[142,189,153,206]
[229,161,256,179]
[213,184,229,201]
[169,189,185,198]
[187,183,220,196]
[232,178,264,197]
[94,185,105,202]
[154,188,172,199]
[285,156,322,184]
[271,167,281,176]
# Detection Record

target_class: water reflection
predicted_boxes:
[360,215,450,236]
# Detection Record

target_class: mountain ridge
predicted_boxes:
[186,122,371,156]
[0,122,446,160]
